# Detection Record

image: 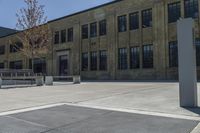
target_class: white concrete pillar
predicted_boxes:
[177,18,198,107]
[45,76,53,86]
[73,76,81,84]
[36,76,44,86]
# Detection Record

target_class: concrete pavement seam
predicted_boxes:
[190,123,200,133]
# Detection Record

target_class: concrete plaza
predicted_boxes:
[0,82,199,132]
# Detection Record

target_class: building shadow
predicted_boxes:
[182,107,200,116]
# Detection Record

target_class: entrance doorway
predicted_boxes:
[59,55,68,76]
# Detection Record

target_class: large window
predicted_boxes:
[68,28,73,42]
[168,2,181,23]
[82,53,88,71]
[99,50,107,71]
[169,41,178,67]
[10,42,23,53]
[90,22,97,37]
[143,45,153,68]
[61,30,66,43]
[0,63,4,69]
[129,12,139,30]
[29,58,46,74]
[142,9,152,28]
[0,45,5,55]
[196,39,200,66]
[90,51,97,71]
[118,48,128,70]
[99,20,107,36]
[118,15,127,32]
[9,60,23,69]
[54,31,60,44]
[82,24,88,39]
[184,0,199,18]
[130,47,140,69]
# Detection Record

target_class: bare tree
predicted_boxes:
[15,0,51,72]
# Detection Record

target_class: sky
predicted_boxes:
[0,0,114,29]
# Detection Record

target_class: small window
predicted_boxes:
[168,2,181,23]
[169,41,178,67]
[61,30,66,43]
[184,0,199,18]
[0,45,5,55]
[143,44,153,68]
[99,20,107,36]
[118,48,128,70]
[142,9,152,28]
[9,60,23,69]
[99,50,107,70]
[90,51,97,71]
[90,22,97,37]
[67,28,73,42]
[82,53,88,71]
[129,12,139,30]
[130,47,140,69]
[54,31,60,44]
[118,15,127,32]
[82,24,88,39]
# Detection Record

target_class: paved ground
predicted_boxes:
[0,82,199,132]
[0,105,198,133]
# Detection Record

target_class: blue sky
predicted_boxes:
[0,0,114,29]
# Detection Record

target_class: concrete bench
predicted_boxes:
[45,75,81,86]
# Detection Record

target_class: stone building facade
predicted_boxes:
[0,0,200,80]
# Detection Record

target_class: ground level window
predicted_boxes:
[0,63,4,69]
[130,47,140,69]
[196,39,200,66]
[118,48,128,70]
[10,60,23,69]
[29,58,46,75]
[82,53,88,71]
[143,45,153,68]
[90,51,97,71]
[99,50,107,71]
[169,41,178,67]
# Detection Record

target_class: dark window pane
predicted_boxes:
[82,53,88,71]
[0,45,5,55]
[196,38,200,66]
[9,60,23,69]
[142,9,152,28]
[169,41,178,67]
[184,0,199,18]
[118,15,127,32]
[82,24,88,39]
[29,58,46,74]
[61,30,66,43]
[130,47,140,69]
[10,42,23,53]
[0,63,4,69]
[168,2,181,23]
[90,51,97,71]
[90,22,97,37]
[68,28,73,42]
[99,20,107,36]
[143,44,153,68]
[99,50,107,70]
[118,48,128,70]
[130,12,139,30]
[54,31,60,44]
